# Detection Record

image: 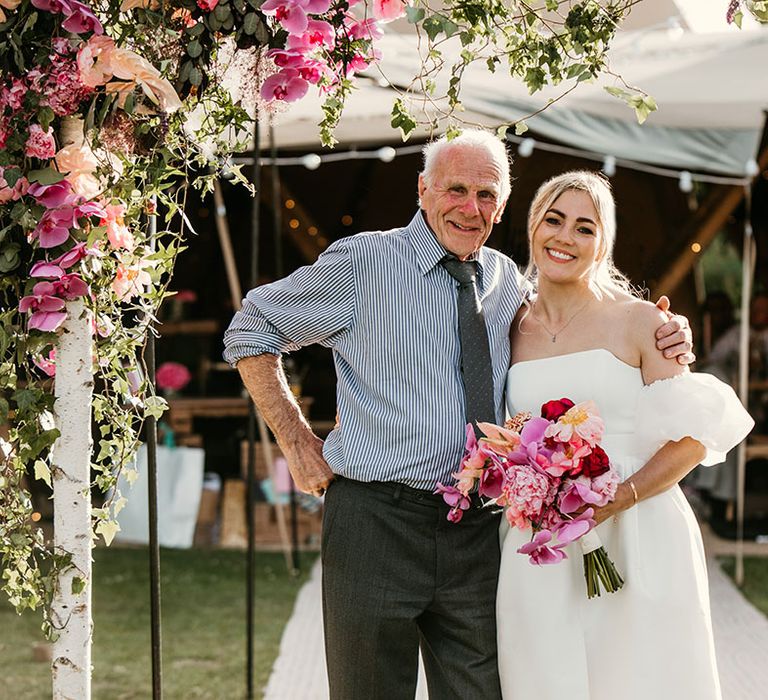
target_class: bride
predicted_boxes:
[496,171,754,699]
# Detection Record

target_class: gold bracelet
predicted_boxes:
[628,481,639,505]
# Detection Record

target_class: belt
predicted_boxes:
[352,477,485,509]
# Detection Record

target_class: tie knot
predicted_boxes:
[441,257,477,288]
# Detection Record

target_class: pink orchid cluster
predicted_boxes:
[260,0,405,103]
[436,398,625,597]
[30,0,103,35]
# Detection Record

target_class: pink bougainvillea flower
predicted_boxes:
[0,0,22,22]
[517,529,567,565]
[28,180,75,208]
[260,68,309,102]
[53,273,89,300]
[31,208,77,249]
[552,508,595,546]
[372,0,406,22]
[196,0,218,10]
[19,282,67,332]
[113,259,152,300]
[545,400,604,447]
[30,261,65,278]
[61,0,104,34]
[25,124,57,160]
[346,16,383,40]
[33,348,57,377]
[101,202,136,250]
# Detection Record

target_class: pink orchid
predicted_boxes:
[591,469,620,503]
[196,0,218,10]
[372,0,406,22]
[552,508,595,546]
[30,0,68,12]
[53,273,89,300]
[266,48,307,69]
[517,530,567,566]
[27,180,75,208]
[61,0,104,35]
[558,476,608,514]
[434,482,471,522]
[19,282,67,332]
[25,124,57,160]
[33,348,57,377]
[301,18,335,48]
[76,200,108,219]
[545,401,604,447]
[260,69,309,102]
[261,0,331,35]
[478,459,504,499]
[31,208,77,249]
[30,261,65,278]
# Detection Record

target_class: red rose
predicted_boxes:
[580,445,610,478]
[540,397,575,421]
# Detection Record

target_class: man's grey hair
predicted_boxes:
[421,130,512,201]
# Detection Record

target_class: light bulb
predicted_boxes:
[302,154,322,170]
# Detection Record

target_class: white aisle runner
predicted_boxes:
[265,558,768,699]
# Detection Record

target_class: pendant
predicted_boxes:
[551,335,556,343]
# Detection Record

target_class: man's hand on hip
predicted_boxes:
[284,432,335,497]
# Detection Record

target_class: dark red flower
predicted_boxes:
[540,397,575,421]
[580,445,610,478]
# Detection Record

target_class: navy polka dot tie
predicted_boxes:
[442,256,496,434]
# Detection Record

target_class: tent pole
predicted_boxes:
[735,185,754,587]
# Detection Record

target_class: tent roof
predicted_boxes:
[267,26,767,177]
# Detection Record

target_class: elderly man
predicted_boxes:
[223,130,692,699]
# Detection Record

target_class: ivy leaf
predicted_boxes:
[71,576,86,596]
[633,95,657,124]
[733,10,743,29]
[27,168,67,186]
[406,5,425,23]
[144,395,168,420]
[96,519,120,546]
[422,16,444,41]
[390,99,416,140]
[34,460,52,488]
[545,0,559,9]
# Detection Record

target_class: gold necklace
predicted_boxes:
[532,297,593,343]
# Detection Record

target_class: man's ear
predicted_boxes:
[418,174,426,201]
[494,198,509,224]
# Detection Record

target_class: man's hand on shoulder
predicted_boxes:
[654,295,695,366]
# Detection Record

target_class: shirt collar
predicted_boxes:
[405,210,487,281]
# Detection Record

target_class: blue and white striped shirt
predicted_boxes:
[223,211,525,490]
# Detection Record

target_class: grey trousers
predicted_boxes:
[322,476,503,700]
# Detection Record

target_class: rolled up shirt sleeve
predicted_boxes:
[223,241,357,366]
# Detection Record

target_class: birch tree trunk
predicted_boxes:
[50,298,94,700]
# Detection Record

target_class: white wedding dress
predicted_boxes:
[497,348,754,700]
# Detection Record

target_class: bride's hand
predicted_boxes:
[654,295,696,365]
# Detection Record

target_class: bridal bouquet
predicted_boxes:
[435,398,624,599]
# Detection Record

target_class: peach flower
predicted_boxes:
[113,258,152,300]
[77,35,117,89]
[120,0,160,9]
[55,142,103,199]
[102,203,136,251]
[0,0,21,23]
[107,48,182,113]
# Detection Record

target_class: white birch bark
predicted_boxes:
[50,298,94,700]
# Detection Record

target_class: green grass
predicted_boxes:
[720,556,768,617]
[0,547,315,699]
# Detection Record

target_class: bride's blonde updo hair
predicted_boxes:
[524,170,637,299]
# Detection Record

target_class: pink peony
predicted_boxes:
[500,463,553,523]
[545,401,604,447]
[156,361,192,391]
[260,68,309,102]
[372,0,406,22]
[25,124,57,160]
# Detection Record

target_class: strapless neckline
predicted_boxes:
[508,347,641,373]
